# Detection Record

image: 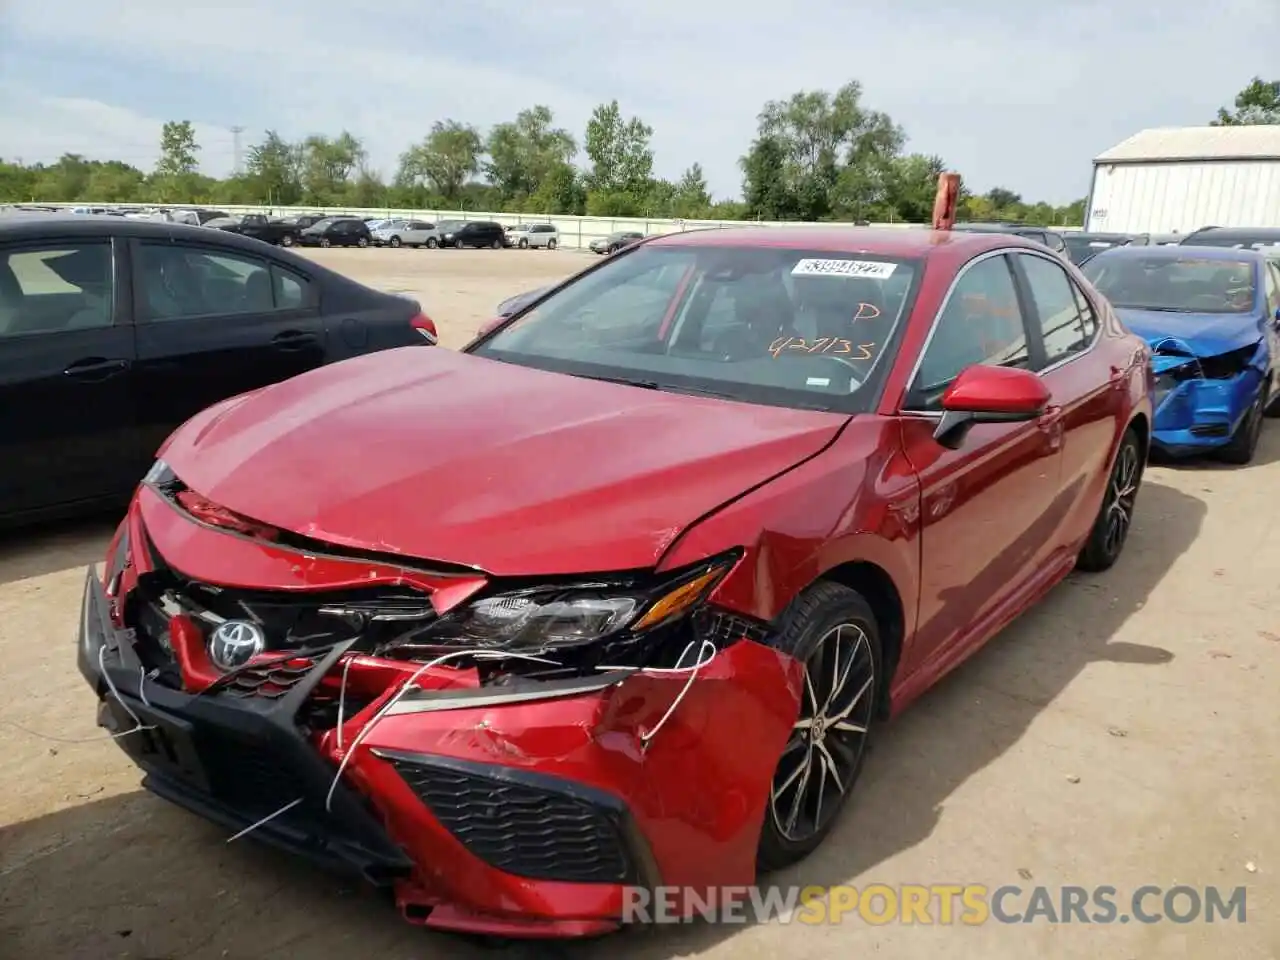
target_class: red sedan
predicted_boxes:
[78,227,1153,938]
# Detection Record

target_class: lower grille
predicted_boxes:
[1190,423,1230,437]
[197,730,314,818]
[383,753,643,885]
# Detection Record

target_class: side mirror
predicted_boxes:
[933,365,1051,450]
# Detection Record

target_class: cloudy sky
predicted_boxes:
[1,0,1276,205]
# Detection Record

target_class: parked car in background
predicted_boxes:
[297,217,373,248]
[503,224,530,248]
[1062,231,1142,266]
[439,220,505,249]
[0,213,437,525]
[206,214,301,247]
[495,285,551,317]
[76,226,1151,938]
[374,219,440,248]
[166,209,230,227]
[589,230,645,255]
[1082,244,1279,464]
[279,214,329,231]
[516,223,559,250]
[1178,226,1280,252]
[948,222,1070,258]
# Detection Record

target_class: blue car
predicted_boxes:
[1082,245,1280,464]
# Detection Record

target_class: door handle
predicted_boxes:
[272,330,317,350]
[1037,404,1065,448]
[64,358,130,381]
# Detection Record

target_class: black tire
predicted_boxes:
[518,238,529,249]
[279,233,295,247]
[357,236,369,248]
[1076,427,1143,572]
[547,238,557,250]
[455,239,467,249]
[607,244,619,255]
[426,237,438,249]
[389,236,401,248]
[1218,383,1267,464]
[491,238,503,249]
[757,581,882,873]
[1262,375,1279,419]
[319,237,331,248]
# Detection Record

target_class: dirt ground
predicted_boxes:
[1,248,1277,960]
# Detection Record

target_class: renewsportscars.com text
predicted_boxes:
[622,884,1248,925]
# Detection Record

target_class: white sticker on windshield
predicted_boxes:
[806,377,831,387]
[792,258,897,279]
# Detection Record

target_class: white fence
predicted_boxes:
[9,202,1083,251]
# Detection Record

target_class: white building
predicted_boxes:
[1085,125,1280,234]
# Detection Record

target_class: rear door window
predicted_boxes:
[0,242,114,337]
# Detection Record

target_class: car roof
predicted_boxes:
[1087,242,1267,263]
[1183,226,1280,241]
[649,225,1050,258]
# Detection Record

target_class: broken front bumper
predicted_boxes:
[1150,366,1264,455]
[78,566,800,937]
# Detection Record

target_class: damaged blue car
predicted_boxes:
[1082,245,1280,464]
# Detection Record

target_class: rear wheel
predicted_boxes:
[547,238,557,250]
[319,237,331,248]
[280,233,295,247]
[1218,384,1266,464]
[389,236,401,248]
[758,582,881,873]
[426,237,438,249]
[357,236,369,248]
[1076,427,1143,572]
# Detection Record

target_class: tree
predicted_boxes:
[741,135,796,220]
[883,154,946,222]
[1212,77,1280,126]
[398,120,483,204]
[245,130,302,205]
[485,106,577,203]
[155,121,199,178]
[298,132,365,204]
[584,100,654,194]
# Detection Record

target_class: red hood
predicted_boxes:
[160,348,848,576]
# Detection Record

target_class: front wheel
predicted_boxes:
[426,237,438,249]
[491,238,503,249]
[357,236,369,248]
[1218,385,1266,464]
[547,238,557,250]
[1076,427,1143,572]
[280,234,295,247]
[389,236,401,248]
[518,238,529,249]
[758,582,881,873]
[319,237,331,248]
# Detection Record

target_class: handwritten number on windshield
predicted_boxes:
[770,337,875,360]
[853,302,881,322]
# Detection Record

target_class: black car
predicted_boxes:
[439,220,505,249]
[208,214,301,247]
[1062,231,1143,266]
[0,214,437,525]
[297,217,373,248]
[948,222,1070,258]
[1178,226,1280,251]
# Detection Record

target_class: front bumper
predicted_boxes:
[79,515,800,936]
[1150,368,1264,455]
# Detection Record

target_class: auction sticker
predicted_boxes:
[792,258,897,279]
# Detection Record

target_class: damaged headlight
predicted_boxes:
[418,553,739,653]
[143,459,177,486]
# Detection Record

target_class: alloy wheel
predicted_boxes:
[770,623,876,843]
[1104,442,1140,557]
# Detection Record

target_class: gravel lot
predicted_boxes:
[1,248,1277,959]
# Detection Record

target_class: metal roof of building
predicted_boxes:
[1094,125,1280,163]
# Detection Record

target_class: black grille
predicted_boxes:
[384,754,640,884]
[197,729,315,818]
[1190,423,1230,437]
[698,608,771,648]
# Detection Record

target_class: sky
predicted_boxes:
[1,0,1277,206]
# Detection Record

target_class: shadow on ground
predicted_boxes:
[0,481,1204,960]
[0,514,118,587]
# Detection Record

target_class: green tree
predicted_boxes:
[1212,77,1280,125]
[584,100,654,194]
[155,121,199,178]
[298,132,365,204]
[245,130,302,205]
[741,135,797,220]
[485,105,577,203]
[672,163,712,217]
[397,120,483,204]
[883,154,946,222]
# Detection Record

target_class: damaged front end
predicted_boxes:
[1148,336,1267,453]
[79,472,802,937]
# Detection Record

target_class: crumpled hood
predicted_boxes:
[1116,308,1265,357]
[159,348,849,576]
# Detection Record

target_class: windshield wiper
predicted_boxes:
[577,374,664,389]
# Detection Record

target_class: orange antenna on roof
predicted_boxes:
[932,172,961,230]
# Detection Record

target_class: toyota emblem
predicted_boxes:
[208,620,267,671]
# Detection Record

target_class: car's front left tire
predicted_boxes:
[1076,426,1143,572]
[757,581,881,873]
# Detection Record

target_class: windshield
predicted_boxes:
[469,245,920,412]
[1064,235,1126,264]
[1083,254,1257,314]
[309,218,335,230]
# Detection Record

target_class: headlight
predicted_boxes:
[143,459,177,486]
[418,554,738,653]
[444,233,454,239]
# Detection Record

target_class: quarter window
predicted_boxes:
[1017,253,1096,365]
[910,254,1028,406]
[1266,262,1280,315]
[137,244,278,320]
[0,242,113,338]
